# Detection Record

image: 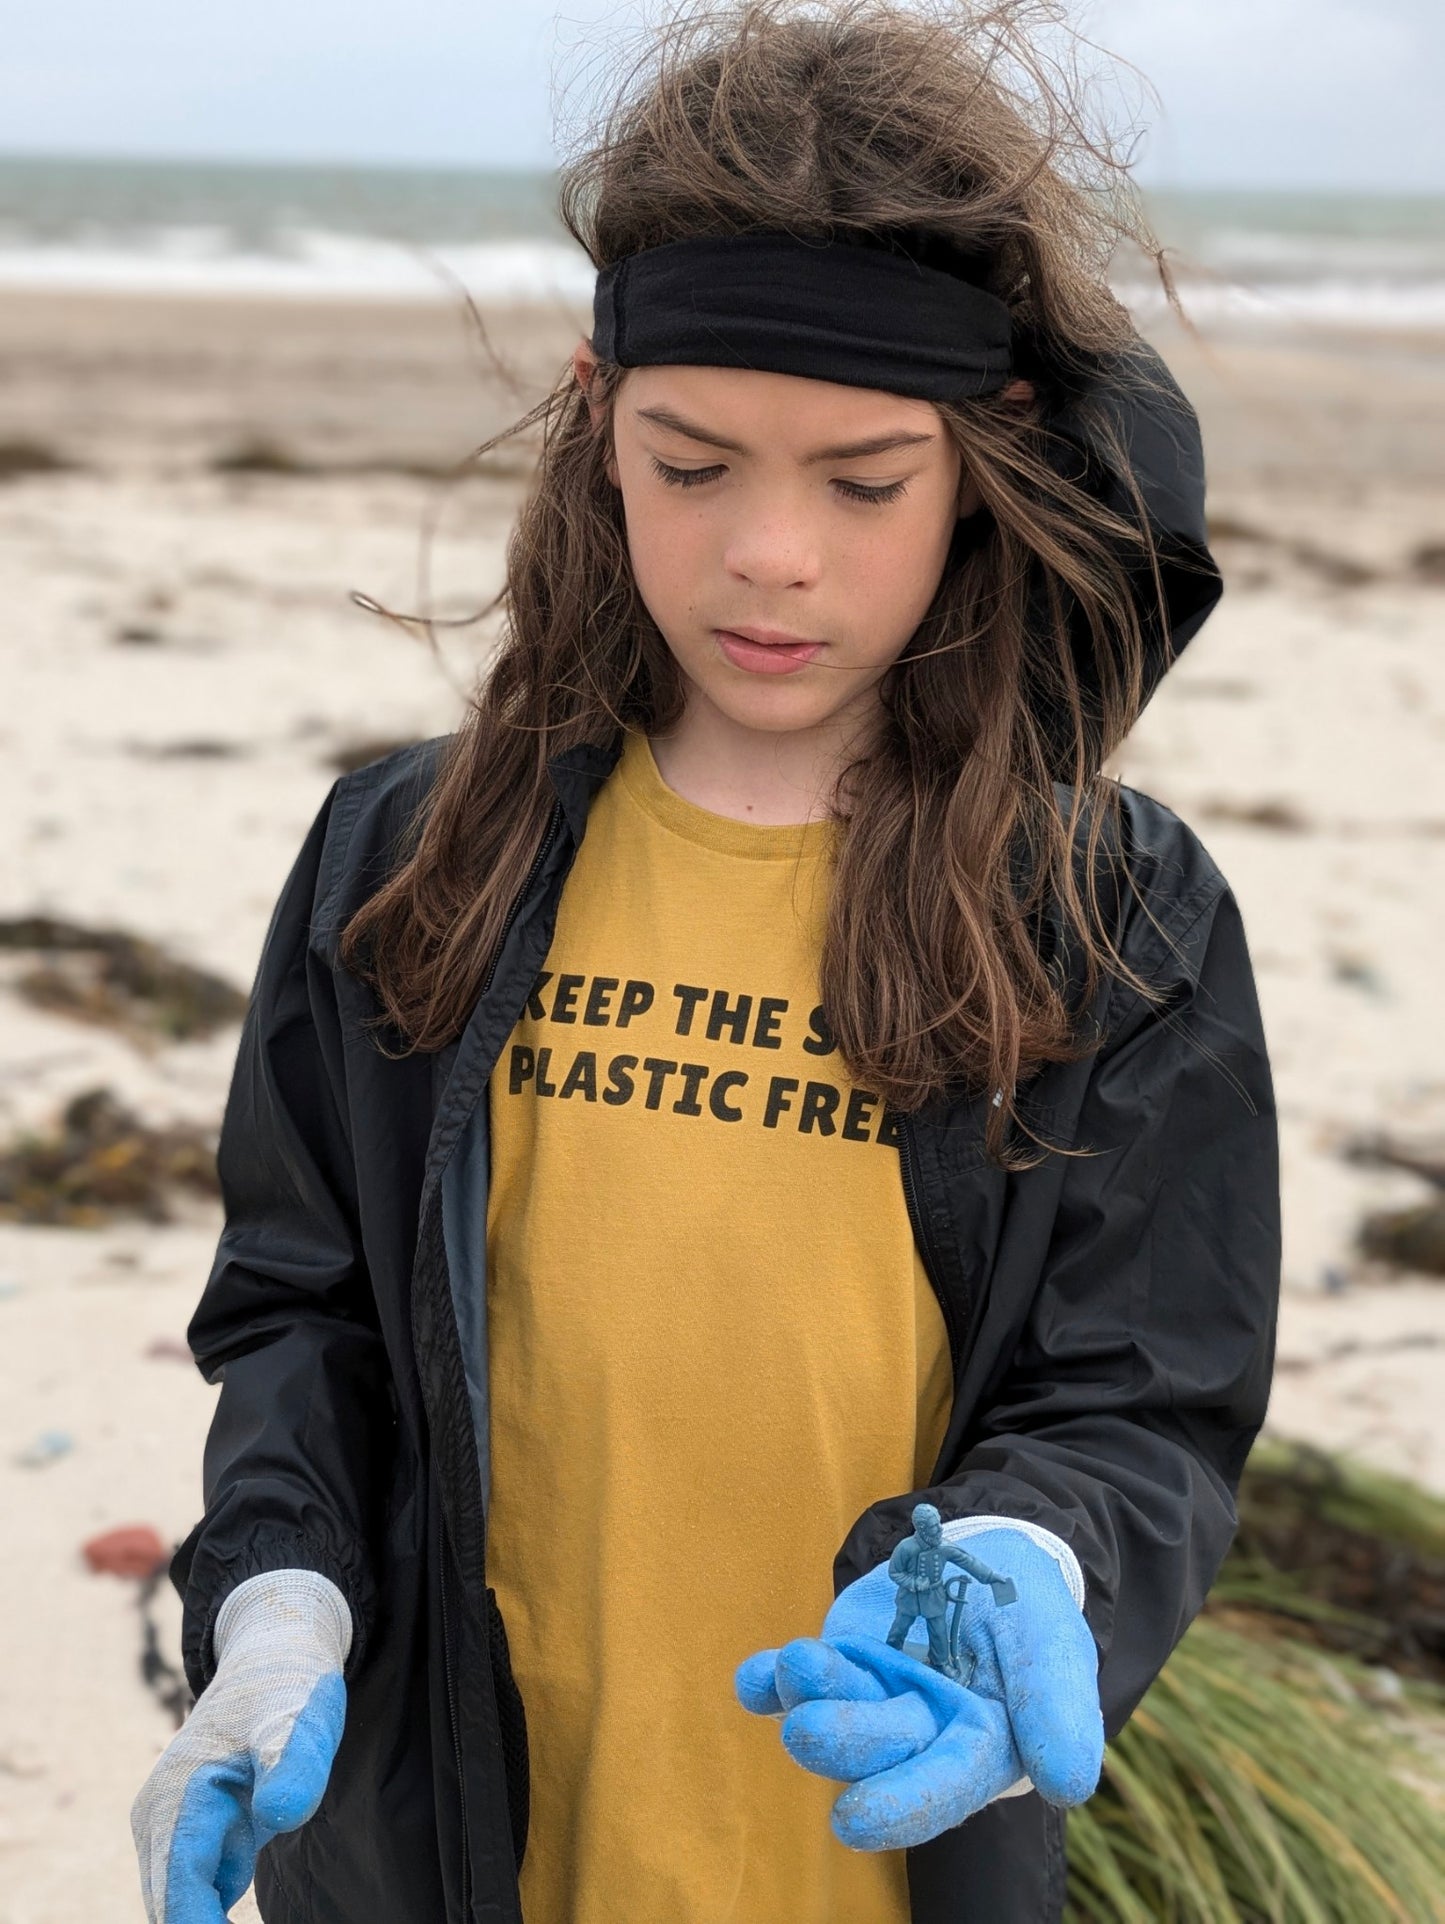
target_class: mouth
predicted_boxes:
[715,628,825,673]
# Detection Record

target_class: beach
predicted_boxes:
[1,283,1443,1921]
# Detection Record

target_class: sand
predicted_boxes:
[1,286,1443,1922]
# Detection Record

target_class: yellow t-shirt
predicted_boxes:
[485,727,954,1923]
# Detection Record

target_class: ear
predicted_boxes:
[573,339,604,421]
[573,338,619,486]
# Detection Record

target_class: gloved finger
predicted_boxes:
[780,1689,936,1782]
[774,1637,892,1712]
[823,1632,968,1724]
[215,1809,266,1917]
[992,1603,1104,1805]
[828,1701,1023,1852]
[252,1673,347,1831]
[160,1761,257,1924]
[734,1647,785,1716]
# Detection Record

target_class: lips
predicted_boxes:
[716,629,823,675]
[721,626,824,649]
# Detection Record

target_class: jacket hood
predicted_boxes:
[1022,334,1222,781]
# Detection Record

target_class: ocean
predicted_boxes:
[1,154,1442,332]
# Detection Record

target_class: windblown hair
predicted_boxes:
[341,0,1202,1170]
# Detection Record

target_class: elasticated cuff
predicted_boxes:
[172,1522,376,1699]
[214,1568,354,1672]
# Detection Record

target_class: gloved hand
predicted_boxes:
[131,1568,352,1923]
[735,1519,1103,1851]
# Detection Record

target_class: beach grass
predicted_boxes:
[1065,1439,1445,1921]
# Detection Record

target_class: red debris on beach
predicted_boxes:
[82,1524,170,1579]
[144,1337,193,1363]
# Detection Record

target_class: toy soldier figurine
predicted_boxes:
[887,1502,1019,1684]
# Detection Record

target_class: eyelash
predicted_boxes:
[647,456,909,506]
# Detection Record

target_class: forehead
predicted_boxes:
[619,361,946,459]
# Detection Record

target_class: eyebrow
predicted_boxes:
[633,402,936,464]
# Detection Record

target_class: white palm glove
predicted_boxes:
[131,1568,352,1923]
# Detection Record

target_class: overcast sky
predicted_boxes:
[3,0,1440,191]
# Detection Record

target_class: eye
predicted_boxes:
[835,477,909,505]
[649,457,721,490]
[647,456,908,506]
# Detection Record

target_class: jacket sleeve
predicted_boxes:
[170,779,392,1698]
[965,881,1277,1733]
[840,877,1281,1738]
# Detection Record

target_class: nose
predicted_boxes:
[722,501,824,591]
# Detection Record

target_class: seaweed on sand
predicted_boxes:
[0,915,248,1044]
[210,436,539,482]
[0,1087,219,1226]
[1341,1132,1445,1279]
[0,438,81,479]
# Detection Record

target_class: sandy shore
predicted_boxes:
[1,286,1443,1921]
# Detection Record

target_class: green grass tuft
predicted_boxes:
[1065,1439,1445,1921]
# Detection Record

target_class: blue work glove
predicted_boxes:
[735,1518,1103,1851]
[131,1568,351,1922]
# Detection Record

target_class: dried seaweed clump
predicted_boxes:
[1344,1131,1445,1279]
[1223,1435,1445,1682]
[0,915,248,1044]
[0,1087,219,1226]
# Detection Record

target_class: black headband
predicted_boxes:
[590,230,1014,403]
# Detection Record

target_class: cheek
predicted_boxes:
[621,491,706,612]
[847,505,956,605]
[859,513,942,572]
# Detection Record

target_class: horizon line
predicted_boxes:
[0,147,1441,202]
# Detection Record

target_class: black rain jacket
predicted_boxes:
[171,339,1281,1924]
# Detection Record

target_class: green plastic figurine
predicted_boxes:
[886,1502,1019,1687]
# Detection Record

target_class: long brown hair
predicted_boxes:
[341,0,1205,1170]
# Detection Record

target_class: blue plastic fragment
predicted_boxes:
[15,1429,74,1468]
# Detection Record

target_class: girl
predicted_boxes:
[130,2,1280,1920]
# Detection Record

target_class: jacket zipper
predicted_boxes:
[438,1543,473,1917]
[439,791,563,1919]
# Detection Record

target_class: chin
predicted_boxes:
[661,633,858,735]
[699,678,836,732]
